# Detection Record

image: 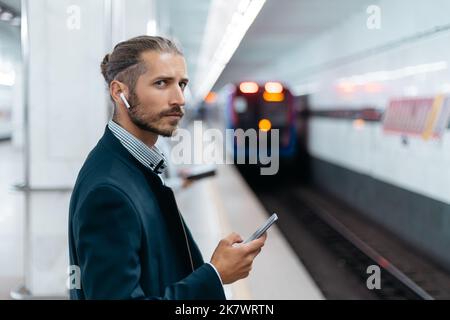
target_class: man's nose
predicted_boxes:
[169,86,185,107]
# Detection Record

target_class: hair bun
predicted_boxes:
[100,53,111,81]
[102,53,110,65]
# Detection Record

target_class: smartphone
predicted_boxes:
[243,213,278,244]
[182,165,217,181]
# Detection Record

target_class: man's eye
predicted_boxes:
[155,80,166,87]
[179,82,187,90]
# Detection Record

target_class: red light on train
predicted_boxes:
[205,92,217,103]
[265,82,283,93]
[353,119,365,130]
[239,82,259,93]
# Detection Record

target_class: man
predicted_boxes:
[68,36,266,300]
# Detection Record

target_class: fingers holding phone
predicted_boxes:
[210,232,263,284]
[243,232,267,255]
[210,214,277,284]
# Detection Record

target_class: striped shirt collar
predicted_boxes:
[108,120,167,174]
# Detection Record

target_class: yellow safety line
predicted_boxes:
[207,170,253,300]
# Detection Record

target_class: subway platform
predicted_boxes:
[0,132,323,299]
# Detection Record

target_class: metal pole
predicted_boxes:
[104,0,112,51]
[104,0,114,120]
[10,0,31,299]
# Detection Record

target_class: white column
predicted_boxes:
[111,0,156,44]
[24,0,110,296]
[20,0,157,297]
[27,0,109,188]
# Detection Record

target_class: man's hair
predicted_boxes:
[100,35,183,94]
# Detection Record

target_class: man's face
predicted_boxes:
[127,51,188,137]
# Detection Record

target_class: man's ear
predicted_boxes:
[110,80,129,106]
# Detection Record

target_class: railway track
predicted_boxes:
[240,168,450,299]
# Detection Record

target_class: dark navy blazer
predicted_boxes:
[68,126,225,300]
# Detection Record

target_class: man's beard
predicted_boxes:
[128,92,183,137]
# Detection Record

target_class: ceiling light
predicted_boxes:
[337,61,448,87]
[146,20,157,36]
[0,70,16,87]
[195,0,266,100]
[0,11,13,21]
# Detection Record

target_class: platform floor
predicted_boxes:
[177,163,324,299]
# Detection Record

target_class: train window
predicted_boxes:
[234,96,248,113]
[259,101,288,127]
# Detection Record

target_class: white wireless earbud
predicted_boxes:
[119,92,132,109]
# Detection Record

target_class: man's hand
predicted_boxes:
[181,178,193,189]
[210,232,267,284]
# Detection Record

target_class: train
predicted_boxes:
[221,81,298,163]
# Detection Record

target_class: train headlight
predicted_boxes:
[258,118,272,132]
[265,82,283,93]
[239,82,259,93]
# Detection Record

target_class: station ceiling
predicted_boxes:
[1,0,379,97]
[166,0,378,95]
